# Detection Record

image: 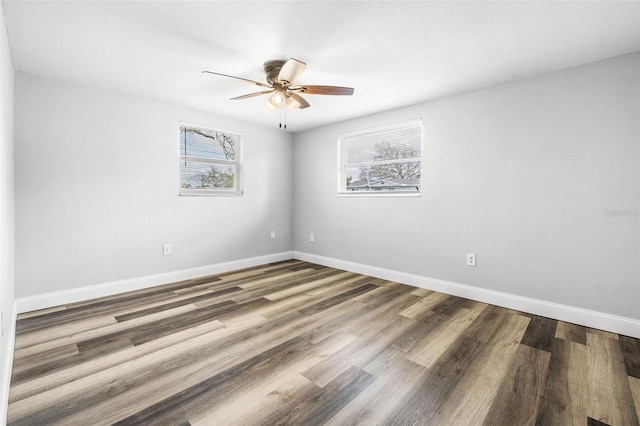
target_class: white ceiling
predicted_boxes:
[3,1,640,132]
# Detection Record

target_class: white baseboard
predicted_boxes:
[294,251,640,339]
[0,301,17,426]
[14,249,640,339]
[17,251,294,314]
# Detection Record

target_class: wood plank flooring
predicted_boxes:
[8,260,640,425]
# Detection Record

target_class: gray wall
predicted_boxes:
[293,53,640,320]
[14,72,294,298]
[0,1,16,408]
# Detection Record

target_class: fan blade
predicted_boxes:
[288,92,310,109]
[278,58,306,86]
[230,90,273,100]
[202,71,271,88]
[294,85,354,96]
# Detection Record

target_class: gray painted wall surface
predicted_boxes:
[0,1,16,389]
[293,53,640,320]
[15,72,294,298]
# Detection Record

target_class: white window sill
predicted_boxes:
[179,190,243,197]
[337,192,421,198]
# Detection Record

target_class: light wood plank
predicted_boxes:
[535,338,590,425]
[586,332,639,425]
[630,376,640,423]
[408,307,480,368]
[192,372,313,425]
[555,321,587,345]
[588,328,619,340]
[325,353,429,426]
[190,330,358,424]
[399,291,448,319]
[482,344,550,425]
[428,313,530,425]
[410,287,433,297]
[264,271,355,301]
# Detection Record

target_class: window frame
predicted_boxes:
[337,119,423,197]
[178,121,243,197]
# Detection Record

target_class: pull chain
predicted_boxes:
[278,109,288,130]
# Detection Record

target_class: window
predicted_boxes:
[179,123,242,196]
[338,119,422,194]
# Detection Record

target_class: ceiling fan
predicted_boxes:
[203,58,354,112]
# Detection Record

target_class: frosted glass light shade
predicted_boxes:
[270,91,286,107]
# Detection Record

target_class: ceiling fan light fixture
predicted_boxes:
[270,90,286,107]
[203,58,354,116]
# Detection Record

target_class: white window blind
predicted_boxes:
[179,123,243,196]
[339,119,422,194]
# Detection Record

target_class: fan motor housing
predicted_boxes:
[263,59,286,85]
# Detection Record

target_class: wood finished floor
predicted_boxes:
[8,260,640,425]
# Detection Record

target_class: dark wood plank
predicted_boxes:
[555,321,588,345]
[535,338,588,425]
[619,335,640,379]
[520,314,558,352]
[587,417,611,426]
[431,294,468,316]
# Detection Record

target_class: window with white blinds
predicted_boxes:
[179,123,243,196]
[339,119,422,194]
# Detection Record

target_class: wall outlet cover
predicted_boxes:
[467,253,476,266]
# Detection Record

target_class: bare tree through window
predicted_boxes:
[340,120,422,193]
[180,124,242,195]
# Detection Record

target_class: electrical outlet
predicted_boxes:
[163,243,172,256]
[466,253,476,267]
[270,231,276,240]
[309,233,315,242]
